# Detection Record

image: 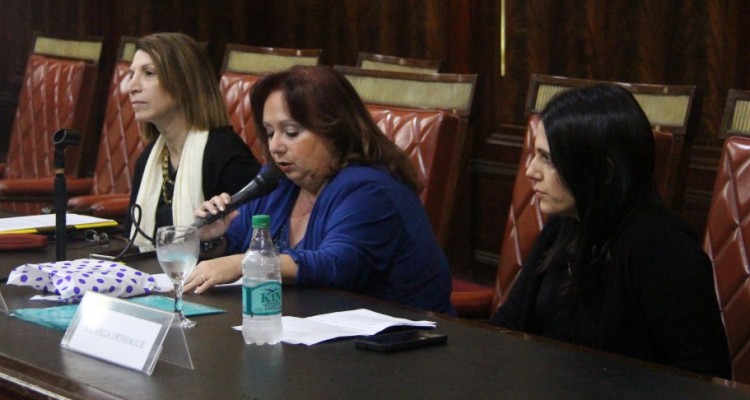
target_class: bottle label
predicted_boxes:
[243,281,282,317]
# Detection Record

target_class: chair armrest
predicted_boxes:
[91,196,131,220]
[65,178,94,195]
[450,278,495,319]
[68,193,130,212]
[0,177,93,196]
[0,233,49,251]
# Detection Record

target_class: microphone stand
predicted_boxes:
[54,146,68,261]
[52,129,81,261]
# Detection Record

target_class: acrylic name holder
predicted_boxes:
[61,291,193,375]
[0,288,7,314]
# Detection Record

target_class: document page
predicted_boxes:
[0,213,117,233]
[235,308,437,345]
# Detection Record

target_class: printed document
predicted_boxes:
[234,308,436,345]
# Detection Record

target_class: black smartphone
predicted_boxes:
[89,247,156,261]
[354,330,447,352]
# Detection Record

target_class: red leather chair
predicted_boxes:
[452,74,701,318]
[334,66,476,248]
[64,37,145,220]
[0,34,103,215]
[220,44,322,162]
[356,52,443,74]
[703,88,750,384]
[334,66,479,317]
[368,106,459,222]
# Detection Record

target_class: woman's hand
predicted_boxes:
[194,193,239,241]
[184,254,244,294]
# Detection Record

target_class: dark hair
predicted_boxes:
[249,65,421,193]
[540,84,661,302]
[135,32,228,141]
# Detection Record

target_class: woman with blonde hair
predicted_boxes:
[127,32,260,246]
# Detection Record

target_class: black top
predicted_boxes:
[490,206,732,379]
[127,126,261,235]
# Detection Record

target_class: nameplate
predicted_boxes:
[0,288,7,314]
[61,292,175,375]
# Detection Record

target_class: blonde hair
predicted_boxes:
[135,32,228,141]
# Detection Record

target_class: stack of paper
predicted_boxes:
[233,308,436,345]
[280,309,437,345]
[0,213,117,234]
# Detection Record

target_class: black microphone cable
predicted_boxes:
[110,204,155,261]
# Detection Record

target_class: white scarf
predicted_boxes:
[131,130,209,247]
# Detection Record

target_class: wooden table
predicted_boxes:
[1,248,749,399]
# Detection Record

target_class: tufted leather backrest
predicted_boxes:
[5,35,102,180]
[334,66,476,247]
[367,106,459,237]
[6,47,99,179]
[219,44,322,162]
[0,35,101,215]
[220,72,264,161]
[703,135,750,384]
[90,38,144,196]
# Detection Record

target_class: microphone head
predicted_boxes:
[257,169,283,191]
[193,169,284,229]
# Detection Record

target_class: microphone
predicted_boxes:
[191,170,282,228]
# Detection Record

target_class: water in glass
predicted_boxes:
[156,225,199,328]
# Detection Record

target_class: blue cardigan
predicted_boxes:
[226,165,455,315]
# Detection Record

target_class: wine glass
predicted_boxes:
[155,225,199,328]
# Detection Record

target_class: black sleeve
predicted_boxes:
[201,126,263,198]
[125,142,155,232]
[616,210,731,379]
[488,217,562,333]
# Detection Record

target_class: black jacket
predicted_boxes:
[127,126,261,234]
[491,207,731,379]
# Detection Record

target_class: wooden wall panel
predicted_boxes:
[0,0,748,285]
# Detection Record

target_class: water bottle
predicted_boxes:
[241,214,282,345]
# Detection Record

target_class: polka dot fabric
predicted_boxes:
[7,258,164,303]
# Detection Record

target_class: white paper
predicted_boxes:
[31,295,70,301]
[151,273,240,291]
[233,308,436,346]
[151,273,176,291]
[0,213,116,233]
[217,278,243,287]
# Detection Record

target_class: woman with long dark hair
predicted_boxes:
[490,84,730,378]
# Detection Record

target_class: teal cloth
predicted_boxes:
[11,295,225,331]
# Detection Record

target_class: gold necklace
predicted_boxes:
[161,146,175,205]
